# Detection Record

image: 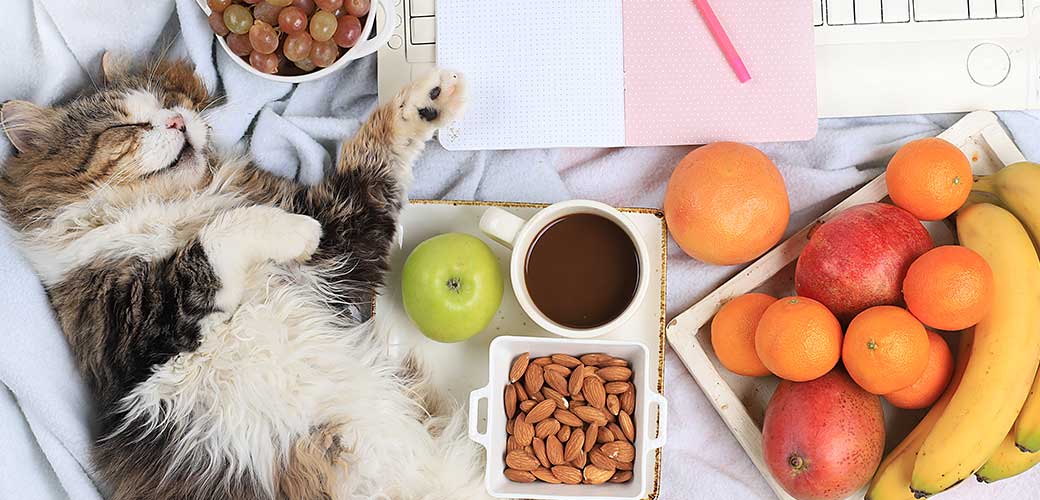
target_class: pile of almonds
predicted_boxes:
[503,352,637,485]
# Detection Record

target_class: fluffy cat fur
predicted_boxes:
[0,57,491,500]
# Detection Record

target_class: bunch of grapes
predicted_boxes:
[207,0,370,75]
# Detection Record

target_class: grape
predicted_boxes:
[283,32,313,61]
[253,1,282,25]
[249,22,280,54]
[208,11,230,36]
[332,16,361,48]
[343,0,369,17]
[309,39,339,67]
[315,0,342,11]
[243,0,262,3]
[267,0,293,6]
[225,33,252,56]
[291,0,316,15]
[250,51,280,74]
[223,4,253,34]
[208,0,232,12]
[309,11,337,42]
[295,58,317,72]
[278,6,308,33]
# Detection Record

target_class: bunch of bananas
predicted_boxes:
[868,161,1040,499]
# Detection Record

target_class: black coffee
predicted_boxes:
[524,213,640,329]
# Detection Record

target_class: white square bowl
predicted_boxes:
[468,336,668,499]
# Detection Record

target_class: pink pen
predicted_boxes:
[691,0,751,83]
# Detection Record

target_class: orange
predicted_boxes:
[885,137,972,221]
[754,296,842,382]
[903,245,994,331]
[842,306,929,395]
[884,330,954,409]
[711,293,778,377]
[664,142,790,266]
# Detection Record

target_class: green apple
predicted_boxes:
[401,232,504,343]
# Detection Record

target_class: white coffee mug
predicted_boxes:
[479,200,651,338]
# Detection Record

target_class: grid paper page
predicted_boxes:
[436,0,625,150]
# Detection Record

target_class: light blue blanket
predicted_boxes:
[2,1,1038,498]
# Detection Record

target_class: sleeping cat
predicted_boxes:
[0,57,489,500]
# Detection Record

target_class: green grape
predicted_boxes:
[208,0,232,12]
[267,0,293,6]
[250,51,280,74]
[253,1,282,25]
[278,6,308,33]
[309,39,339,67]
[209,11,230,36]
[249,21,280,54]
[295,58,317,72]
[226,32,253,56]
[309,11,337,42]
[223,4,253,34]
[283,32,313,62]
[344,0,369,17]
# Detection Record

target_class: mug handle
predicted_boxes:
[479,207,526,248]
[468,384,491,448]
[342,0,396,61]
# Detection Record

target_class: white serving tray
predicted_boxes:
[376,200,668,499]
[665,111,1027,500]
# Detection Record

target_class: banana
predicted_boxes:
[976,428,1040,483]
[910,203,1040,496]
[973,162,1040,452]
[866,332,974,500]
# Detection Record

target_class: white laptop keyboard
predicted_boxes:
[815,0,1025,26]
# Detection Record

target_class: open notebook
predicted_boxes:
[436,0,817,151]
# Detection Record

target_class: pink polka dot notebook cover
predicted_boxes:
[622,0,817,146]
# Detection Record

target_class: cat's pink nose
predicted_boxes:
[165,114,185,131]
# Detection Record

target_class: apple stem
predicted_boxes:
[446,277,461,293]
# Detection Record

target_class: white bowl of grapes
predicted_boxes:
[199,0,392,82]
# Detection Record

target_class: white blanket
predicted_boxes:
[1,1,1038,498]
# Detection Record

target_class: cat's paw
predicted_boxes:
[279,213,323,263]
[396,69,466,135]
[205,206,322,266]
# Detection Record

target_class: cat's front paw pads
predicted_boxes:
[281,214,323,262]
[398,69,466,130]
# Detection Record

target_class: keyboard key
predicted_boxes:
[996,0,1025,17]
[969,0,997,18]
[882,0,910,22]
[814,0,824,26]
[410,16,435,44]
[409,0,435,18]
[828,0,856,24]
[855,0,882,23]
[914,0,969,20]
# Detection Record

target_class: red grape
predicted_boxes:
[208,11,230,36]
[226,32,253,56]
[243,0,262,3]
[253,1,282,25]
[249,21,280,54]
[309,11,337,41]
[250,51,280,74]
[223,4,253,34]
[309,39,339,67]
[267,0,293,6]
[343,0,370,17]
[332,16,361,48]
[208,0,232,12]
[291,0,316,15]
[278,6,308,33]
[315,0,343,11]
[283,32,313,61]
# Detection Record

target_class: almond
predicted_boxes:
[506,418,514,435]
[507,435,522,452]
[519,400,537,412]
[524,363,545,395]
[514,414,535,447]
[530,390,545,402]
[571,450,587,468]
[609,470,633,483]
[568,364,586,396]
[583,377,607,409]
[504,384,517,419]
[606,394,621,416]
[605,381,631,395]
[601,441,635,463]
[616,459,633,471]
[597,366,633,382]
[608,423,628,443]
[619,410,636,441]
[554,409,584,427]
[603,357,630,367]
[544,369,569,396]
[584,424,599,453]
[526,399,556,424]
[571,391,585,402]
[532,356,552,366]
[542,387,569,409]
[583,464,614,484]
[598,427,615,443]
[532,468,561,484]
[620,388,635,414]
[557,425,571,443]
[564,429,585,462]
[580,353,612,366]
[505,450,540,471]
[551,465,582,484]
[551,353,582,368]
[589,447,619,470]
[534,418,560,439]
[544,363,571,376]
[509,353,530,383]
[514,382,529,402]
[546,435,565,465]
[504,468,536,483]
[573,406,608,426]
[532,437,550,468]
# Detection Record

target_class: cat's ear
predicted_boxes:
[101,51,130,85]
[1,100,53,153]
